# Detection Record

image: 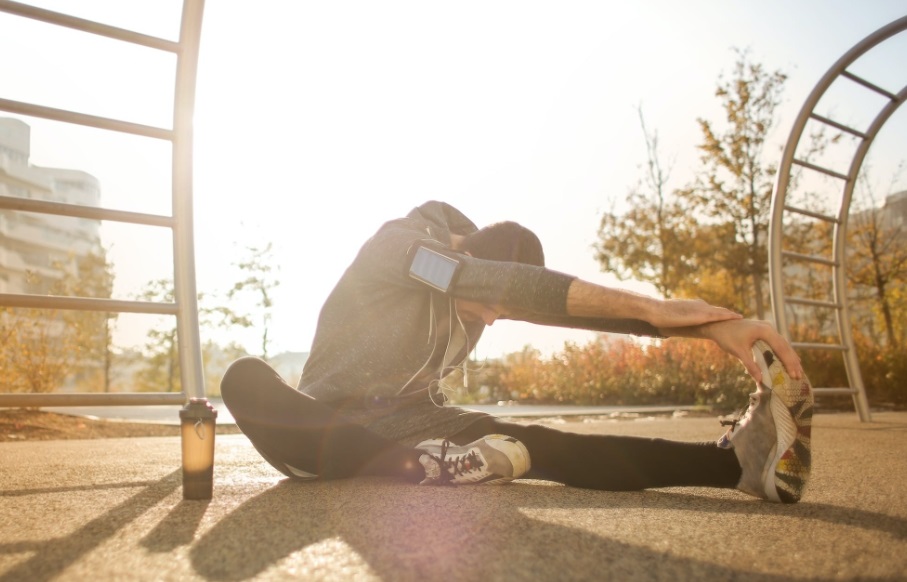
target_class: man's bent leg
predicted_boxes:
[220,357,423,482]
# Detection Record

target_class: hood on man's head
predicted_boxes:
[407,201,478,239]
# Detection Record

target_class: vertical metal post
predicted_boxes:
[173,0,207,400]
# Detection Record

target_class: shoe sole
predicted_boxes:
[753,340,813,503]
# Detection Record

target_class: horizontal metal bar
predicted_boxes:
[0,98,173,141]
[785,297,842,309]
[0,392,187,408]
[808,113,867,139]
[792,341,847,351]
[781,250,839,267]
[0,0,179,52]
[813,387,857,395]
[0,293,178,315]
[792,158,850,181]
[0,195,174,228]
[783,204,840,223]
[841,70,898,101]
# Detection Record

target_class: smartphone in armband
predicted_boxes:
[409,246,461,292]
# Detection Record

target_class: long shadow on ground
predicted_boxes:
[187,478,906,582]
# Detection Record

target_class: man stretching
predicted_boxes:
[221,201,812,503]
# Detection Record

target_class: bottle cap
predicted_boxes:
[179,397,218,420]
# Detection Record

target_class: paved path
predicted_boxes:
[2,412,906,581]
[44,399,708,425]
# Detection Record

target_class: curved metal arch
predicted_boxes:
[770,15,907,422]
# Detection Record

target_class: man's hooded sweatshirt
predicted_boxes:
[298,201,660,445]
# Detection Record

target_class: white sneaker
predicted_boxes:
[416,434,531,485]
[718,340,813,503]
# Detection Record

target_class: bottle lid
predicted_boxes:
[179,397,218,420]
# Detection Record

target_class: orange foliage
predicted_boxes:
[498,335,752,410]
[493,329,905,409]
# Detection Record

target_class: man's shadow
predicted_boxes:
[186,477,907,582]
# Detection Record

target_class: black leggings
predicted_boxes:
[220,357,741,491]
[449,416,740,490]
[220,357,425,482]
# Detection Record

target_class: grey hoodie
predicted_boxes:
[298,201,660,442]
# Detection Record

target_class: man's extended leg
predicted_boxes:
[220,357,424,481]
[447,340,813,502]
[448,416,742,491]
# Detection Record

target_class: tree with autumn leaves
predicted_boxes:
[485,50,906,409]
[847,167,907,350]
[0,248,115,394]
[596,50,789,317]
[1,243,273,397]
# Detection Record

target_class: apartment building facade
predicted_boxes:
[0,117,103,294]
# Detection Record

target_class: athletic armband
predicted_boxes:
[408,245,461,292]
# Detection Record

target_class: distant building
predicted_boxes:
[0,117,103,294]
[881,189,907,227]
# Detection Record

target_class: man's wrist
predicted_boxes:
[640,296,663,327]
[657,321,714,341]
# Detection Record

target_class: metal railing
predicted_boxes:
[0,0,207,407]
[769,15,907,422]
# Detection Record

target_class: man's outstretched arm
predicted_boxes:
[564,279,802,383]
[565,279,742,329]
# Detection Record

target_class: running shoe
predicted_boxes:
[416,434,531,485]
[718,340,813,503]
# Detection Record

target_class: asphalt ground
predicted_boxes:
[1,411,905,581]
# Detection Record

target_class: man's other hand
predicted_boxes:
[697,319,804,383]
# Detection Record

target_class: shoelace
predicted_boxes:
[427,440,484,485]
[720,393,759,432]
[719,417,740,429]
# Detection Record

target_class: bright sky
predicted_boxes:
[2,1,906,359]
